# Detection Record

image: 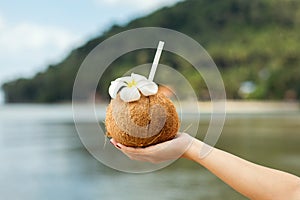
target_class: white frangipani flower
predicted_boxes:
[108,73,158,102]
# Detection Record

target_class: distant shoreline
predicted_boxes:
[176,100,300,114]
[2,100,299,114]
[1,101,299,123]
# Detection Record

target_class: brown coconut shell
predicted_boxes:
[105,92,179,147]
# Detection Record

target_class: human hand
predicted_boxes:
[110,132,195,164]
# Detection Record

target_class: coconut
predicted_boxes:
[105,91,179,147]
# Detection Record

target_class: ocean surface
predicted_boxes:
[0,104,299,200]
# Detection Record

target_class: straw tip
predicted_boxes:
[158,41,165,49]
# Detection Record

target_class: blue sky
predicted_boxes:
[0,0,182,103]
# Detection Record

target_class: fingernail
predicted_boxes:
[116,143,122,149]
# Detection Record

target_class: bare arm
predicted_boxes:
[185,138,300,200]
[111,133,300,200]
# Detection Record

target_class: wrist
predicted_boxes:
[182,137,203,161]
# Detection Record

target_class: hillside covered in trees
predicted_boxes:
[2,0,300,103]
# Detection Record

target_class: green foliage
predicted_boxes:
[2,0,300,102]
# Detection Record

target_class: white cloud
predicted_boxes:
[99,0,181,12]
[0,21,81,55]
[0,16,85,103]
[93,0,183,27]
[0,17,84,79]
[0,15,4,30]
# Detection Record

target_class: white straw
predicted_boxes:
[148,41,164,81]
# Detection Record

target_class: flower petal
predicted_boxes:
[131,73,147,82]
[120,76,133,84]
[137,80,158,96]
[108,80,126,99]
[120,87,141,102]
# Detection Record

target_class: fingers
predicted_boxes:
[109,139,153,162]
[108,132,195,163]
[110,138,147,154]
[110,138,161,154]
[110,138,117,146]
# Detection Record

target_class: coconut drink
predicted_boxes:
[105,41,180,147]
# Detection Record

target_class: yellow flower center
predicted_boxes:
[127,80,137,88]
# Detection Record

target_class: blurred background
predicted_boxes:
[0,0,299,199]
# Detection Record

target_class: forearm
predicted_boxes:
[185,139,300,200]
